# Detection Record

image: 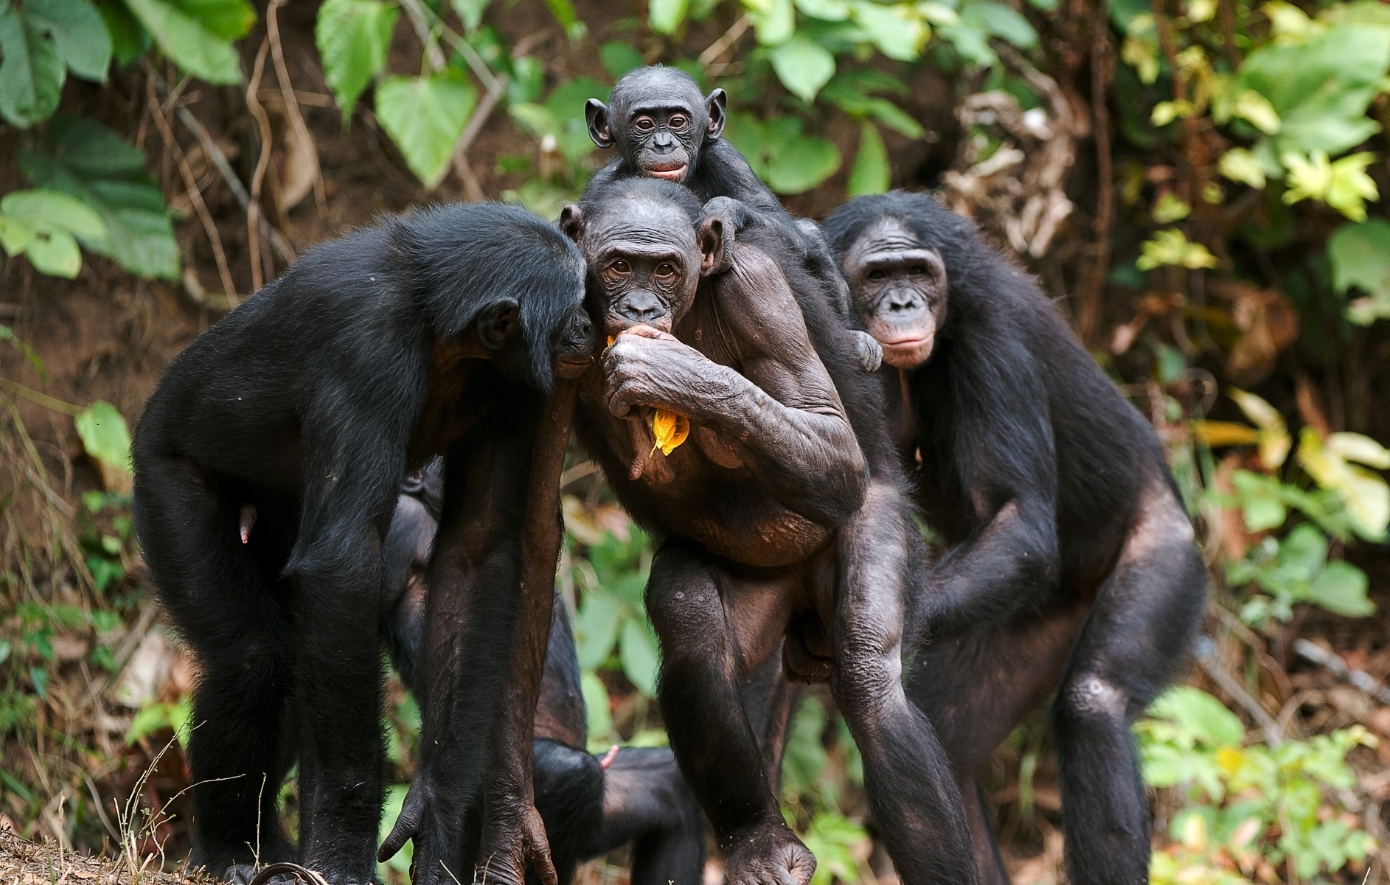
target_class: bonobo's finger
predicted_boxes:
[378,786,424,862]
[854,332,883,373]
[524,809,560,885]
[620,323,678,342]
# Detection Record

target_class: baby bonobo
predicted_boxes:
[822,191,1207,885]
[559,178,978,885]
[133,203,593,885]
[583,65,882,373]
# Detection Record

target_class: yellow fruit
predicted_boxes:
[607,335,615,346]
[650,410,689,457]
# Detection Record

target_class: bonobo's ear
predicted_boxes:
[585,99,614,149]
[477,300,520,350]
[705,89,727,140]
[698,216,730,276]
[559,204,584,243]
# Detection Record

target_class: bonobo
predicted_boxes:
[132,203,593,885]
[822,191,1207,885]
[559,177,978,885]
[583,65,881,372]
[381,460,705,885]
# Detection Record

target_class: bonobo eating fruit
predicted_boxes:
[132,203,593,885]
[822,191,1207,885]
[560,177,978,885]
[583,65,882,373]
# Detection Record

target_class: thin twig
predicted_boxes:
[1194,635,1284,746]
[267,0,326,211]
[246,36,275,293]
[699,15,751,67]
[1078,0,1113,344]
[145,72,238,303]
[400,0,448,71]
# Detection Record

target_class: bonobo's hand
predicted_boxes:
[701,197,751,275]
[723,822,816,885]
[603,325,722,420]
[472,802,558,885]
[851,331,883,373]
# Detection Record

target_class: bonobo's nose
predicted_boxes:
[568,312,595,348]
[888,289,919,311]
[616,291,664,325]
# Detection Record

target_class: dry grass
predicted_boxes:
[0,828,219,885]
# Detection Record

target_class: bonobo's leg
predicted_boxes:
[742,650,799,790]
[829,481,977,885]
[645,541,812,885]
[132,456,296,879]
[905,608,1088,885]
[1051,486,1205,885]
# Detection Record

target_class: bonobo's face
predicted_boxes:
[552,303,597,378]
[843,218,948,369]
[585,68,728,185]
[561,196,723,340]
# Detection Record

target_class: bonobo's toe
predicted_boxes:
[724,826,816,885]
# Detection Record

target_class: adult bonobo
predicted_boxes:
[583,65,881,372]
[559,177,978,885]
[821,191,1207,885]
[132,203,594,885]
[380,460,706,885]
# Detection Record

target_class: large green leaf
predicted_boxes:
[19,115,180,279]
[600,41,644,80]
[24,0,112,82]
[747,0,795,45]
[376,71,478,188]
[847,121,889,195]
[1307,560,1375,617]
[122,0,243,84]
[649,0,689,35]
[619,617,660,698]
[769,33,836,103]
[574,592,623,670]
[1147,686,1246,747]
[0,5,66,127]
[451,0,490,31]
[170,0,256,41]
[99,1,150,65]
[850,1,927,61]
[0,189,106,241]
[75,400,134,485]
[766,134,840,193]
[316,0,398,122]
[1238,23,1390,155]
[1328,218,1390,325]
[960,0,1037,48]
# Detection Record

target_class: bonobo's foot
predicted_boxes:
[851,331,883,373]
[472,804,558,885]
[723,824,816,885]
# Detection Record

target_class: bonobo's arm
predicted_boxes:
[916,349,1062,637]
[603,242,867,527]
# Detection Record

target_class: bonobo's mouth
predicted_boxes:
[876,331,935,368]
[555,354,595,378]
[642,162,688,182]
[604,319,672,342]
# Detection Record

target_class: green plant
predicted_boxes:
[1139,686,1377,882]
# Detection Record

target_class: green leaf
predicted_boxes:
[1147,686,1246,747]
[539,0,582,39]
[1308,560,1375,617]
[0,189,107,241]
[0,5,67,127]
[961,0,1036,47]
[316,0,399,122]
[851,1,927,61]
[847,121,889,195]
[768,135,840,193]
[1278,523,1328,580]
[600,41,645,80]
[574,592,623,670]
[75,400,133,479]
[797,0,850,20]
[20,115,180,279]
[580,671,613,747]
[649,0,689,35]
[451,0,490,31]
[99,1,150,65]
[769,33,836,103]
[619,617,660,698]
[22,225,82,277]
[1328,218,1390,325]
[375,71,477,188]
[749,0,795,45]
[122,0,242,84]
[23,0,112,82]
[170,0,256,41]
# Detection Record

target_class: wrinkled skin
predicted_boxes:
[561,178,979,885]
[823,191,1208,885]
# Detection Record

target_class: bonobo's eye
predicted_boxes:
[633,116,656,133]
[909,265,927,276]
[668,114,689,131]
[867,269,888,283]
[603,258,632,284]
[654,261,678,281]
